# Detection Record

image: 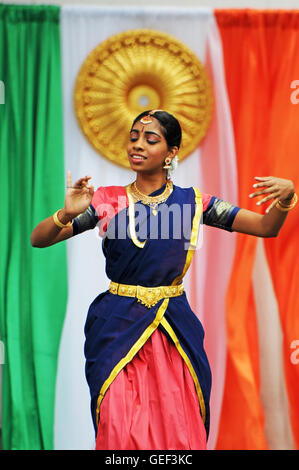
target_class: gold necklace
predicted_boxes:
[130,180,173,215]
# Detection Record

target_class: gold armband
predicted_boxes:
[53,210,73,228]
[276,193,297,212]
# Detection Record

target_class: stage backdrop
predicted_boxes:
[0,5,298,450]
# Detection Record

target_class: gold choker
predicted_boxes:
[130,180,173,215]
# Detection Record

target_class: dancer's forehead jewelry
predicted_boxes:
[139,115,153,124]
[139,109,164,125]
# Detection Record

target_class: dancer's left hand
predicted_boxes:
[249,176,295,213]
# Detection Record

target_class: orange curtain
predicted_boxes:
[215,9,299,449]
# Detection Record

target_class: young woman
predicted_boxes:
[31,110,296,450]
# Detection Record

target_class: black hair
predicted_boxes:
[131,110,182,150]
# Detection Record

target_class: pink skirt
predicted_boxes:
[95,328,207,450]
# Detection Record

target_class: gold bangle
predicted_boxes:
[53,210,73,228]
[277,192,297,207]
[276,193,297,212]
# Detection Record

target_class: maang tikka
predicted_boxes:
[139,115,153,124]
[139,109,163,124]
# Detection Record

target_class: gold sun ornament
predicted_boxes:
[74,29,213,169]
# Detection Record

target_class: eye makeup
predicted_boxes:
[129,129,161,144]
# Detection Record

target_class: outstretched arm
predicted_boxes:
[31,171,94,247]
[231,176,296,237]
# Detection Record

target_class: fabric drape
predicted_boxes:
[215,9,299,450]
[188,16,239,449]
[0,5,67,450]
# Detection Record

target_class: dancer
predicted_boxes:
[31,110,296,450]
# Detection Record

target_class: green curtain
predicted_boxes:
[0,5,67,450]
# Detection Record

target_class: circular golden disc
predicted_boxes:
[74,29,213,169]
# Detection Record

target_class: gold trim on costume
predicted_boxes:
[160,316,206,425]
[109,281,184,308]
[126,185,146,248]
[96,298,170,425]
[172,187,202,285]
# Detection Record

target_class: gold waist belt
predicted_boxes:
[109,281,184,308]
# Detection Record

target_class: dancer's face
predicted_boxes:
[127,118,177,176]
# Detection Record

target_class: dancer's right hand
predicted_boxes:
[64,170,94,218]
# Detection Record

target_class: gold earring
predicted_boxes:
[163,157,172,169]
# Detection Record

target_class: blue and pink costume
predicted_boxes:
[72,182,240,450]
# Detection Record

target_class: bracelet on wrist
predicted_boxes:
[53,209,73,228]
[276,193,297,212]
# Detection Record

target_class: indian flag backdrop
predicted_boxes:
[0,5,298,450]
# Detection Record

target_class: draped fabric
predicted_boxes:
[187,17,239,449]
[0,5,67,449]
[215,9,299,450]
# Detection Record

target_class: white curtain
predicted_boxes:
[252,239,294,450]
[55,6,238,450]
